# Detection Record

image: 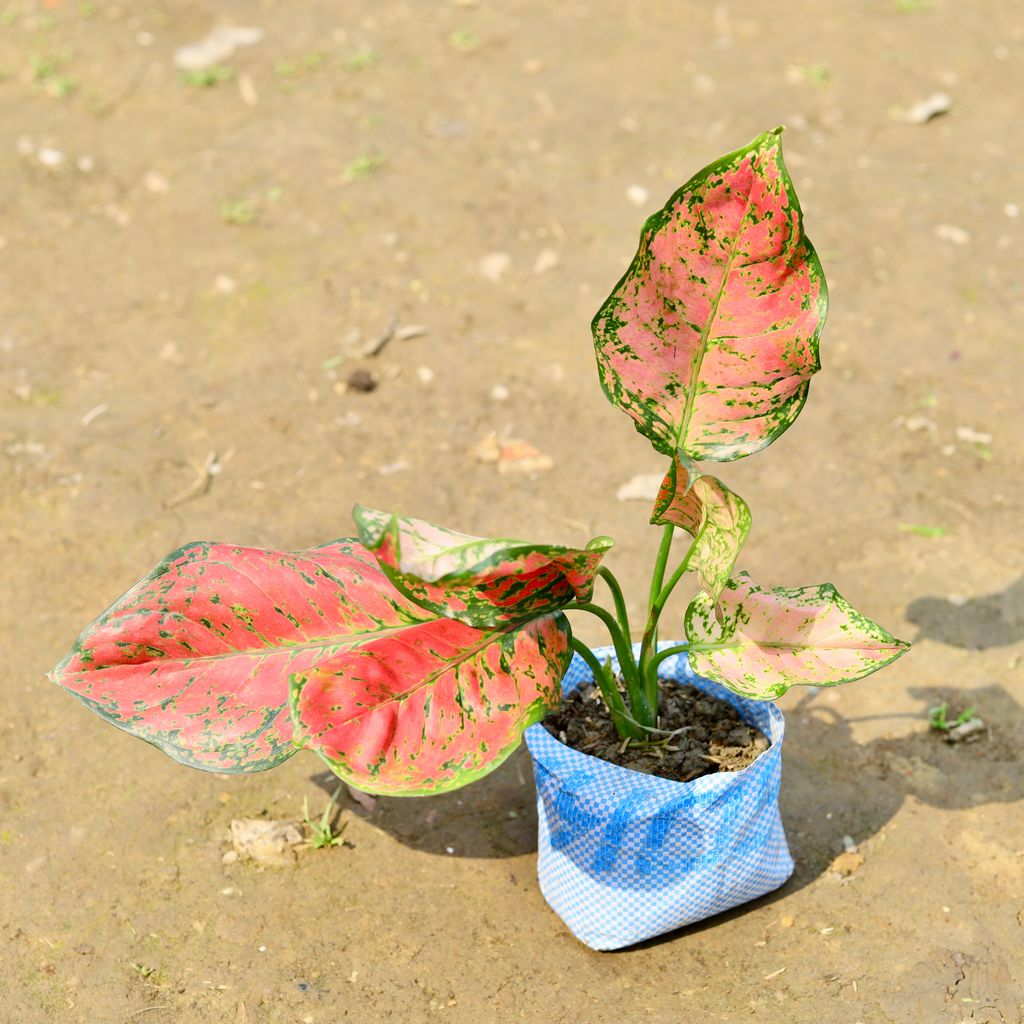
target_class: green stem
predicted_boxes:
[569,639,643,740]
[597,566,631,642]
[648,525,675,623]
[568,603,651,726]
[638,533,699,714]
[647,642,690,677]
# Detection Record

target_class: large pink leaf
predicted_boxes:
[50,540,570,790]
[592,127,827,462]
[685,572,909,699]
[291,611,569,795]
[651,452,751,602]
[354,504,613,628]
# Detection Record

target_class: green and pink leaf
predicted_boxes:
[50,540,570,790]
[354,505,613,628]
[651,452,750,602]
[592,127,827,462]
[685,572,909,699]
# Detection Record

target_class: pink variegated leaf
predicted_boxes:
[593,127,827,462]
[290,609,569,796]
[685,572,909,700]
[354,504,613,628]
[50,540,570,789]
[651,451,751,602]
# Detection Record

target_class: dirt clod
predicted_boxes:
[543,681,770,783]
[346,368,378,393]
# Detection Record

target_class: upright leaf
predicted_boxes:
[354,504,613,628]
[651,452,751,602]
[685,572,909,699]
[593,127,827,462]
[50,540,571,788]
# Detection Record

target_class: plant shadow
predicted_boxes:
[310,746,541,859]
[906,575,1024,650]
[626,679,1024,950]
[314,679,1023,879]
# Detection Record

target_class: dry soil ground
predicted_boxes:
[2,1,1024,1022]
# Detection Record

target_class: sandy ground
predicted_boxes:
[2,1,1024,1021]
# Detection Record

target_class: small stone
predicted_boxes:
[831,850,865,877]
[416,366,435,385]
[955,425,992,444]
[478,251,511,283]
[136,30,154,46]
[496,440,553,475]
[77,156,95,173]
[533,248,559,274]
[780,914,795,928]
[616,472,663,502]
[174,25,264,72]
[946,717,985,743]
[1005,203,1020,219]
[222,850,239,865]
[230,819,303,867]
[238,73,258,106]
[37,147,65,168]
[934,223,970,245]
[489,383,510,401]
[902,91,952,124]
[346,369,377,393]
[395,324,428,341]
[626,184,650,207]
[144,171,170,194]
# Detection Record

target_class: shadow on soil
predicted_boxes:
[624,679,1024,951]
[906,575,1024,649]
[314,678,1024,886]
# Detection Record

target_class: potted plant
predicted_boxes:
[50,127,908,950]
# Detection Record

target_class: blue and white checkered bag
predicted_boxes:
[524,643,793,951]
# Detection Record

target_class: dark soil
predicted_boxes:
[543,681,770,783]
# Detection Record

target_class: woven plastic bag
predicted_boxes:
[524,644,793,950]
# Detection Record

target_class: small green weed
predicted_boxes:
[898,523,947,539]
[182,66,234,88]
[303,786,347,849]
[219,198,257,225]
[342,154,383,182]
[928,702,977,733]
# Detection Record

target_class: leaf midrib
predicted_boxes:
[675,154,761,450]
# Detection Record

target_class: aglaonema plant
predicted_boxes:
[50,128,909,796]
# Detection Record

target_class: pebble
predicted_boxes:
[478,251,511,283]
[395,324,429,341]
[780,914,795,928]
[533,248,559,274]
[174,25,264,72]
[238,73,258,106]
[626,184,650,207]
[902,91,952,124]
[1006,203,1020,219]
[37,147,65,168]
[230,818,303,867]
[934,223,970,245]
[831,850,865,876]
[955,425,992,444]
[489,383,510,401]
[616,472,663,502]
[214,274,237,294]
[144,170,170,194]
[416,366,435,384]
[346,368,377,393]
